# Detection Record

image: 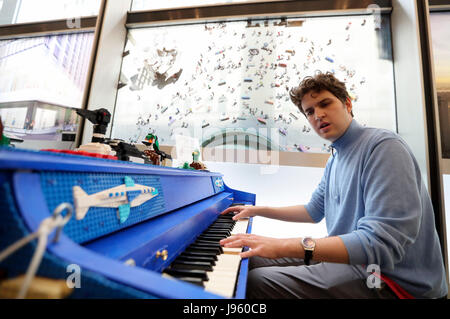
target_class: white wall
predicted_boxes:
[204,161,328,239]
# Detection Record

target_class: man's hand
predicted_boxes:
[220,205,260,220]
[220,234,301,259]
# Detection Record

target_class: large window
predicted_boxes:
[430,11,450,158]
[0,32,95,141]
[0,0,100,143]
[112,14,396,154]
[0,0,101,25]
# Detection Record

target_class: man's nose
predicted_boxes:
[314,108,325,120]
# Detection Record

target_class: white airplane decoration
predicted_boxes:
[72,176,159,223]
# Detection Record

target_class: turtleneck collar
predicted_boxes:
[330,119,364,152]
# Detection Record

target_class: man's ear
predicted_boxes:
[345,97,353,115]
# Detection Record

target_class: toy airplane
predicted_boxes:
[72,176,159,223]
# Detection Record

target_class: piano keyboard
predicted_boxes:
[163,212,250,298]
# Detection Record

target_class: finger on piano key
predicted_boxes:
[222,246,244,254]
[220,219,250,254]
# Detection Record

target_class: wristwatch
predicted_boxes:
[302,237,316,266]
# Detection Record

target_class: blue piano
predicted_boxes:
[0,147,255,299]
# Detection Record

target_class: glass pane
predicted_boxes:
[0,0,101,25]
[0,32,94,141]
[430,12,450,158]
[113,15,396,154]
[131,0,276,11]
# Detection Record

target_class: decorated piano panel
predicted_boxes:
[0,147,255,299]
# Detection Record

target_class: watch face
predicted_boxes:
[303,237,315,249]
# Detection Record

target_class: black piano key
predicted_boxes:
[211,217,236,225]
[191,242,224,254]
[203,230,231,236]
[222,211,237,216]
[186,244,222,255]
[194,239,222,246]
[210,221,234,226]
[217,215,234,220]
[176,254,216,265]
[171,261,213,271]
[204,228,231,234]
[180,251,218,261]
[209,226,233,231]
[198,235,228,242]
[208,224,233,230]
[215,220,233,225]
[163,268,209,281]
[217,219,236,225]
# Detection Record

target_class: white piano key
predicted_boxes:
[204,254,242,297]
[167,216,252,298]
[230,219,249,235]
[222,218,250,254]
[222,218,249,254]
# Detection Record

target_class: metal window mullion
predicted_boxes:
[126,0,392,28]
[0,16,97,40]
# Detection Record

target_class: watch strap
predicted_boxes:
[304,249,312,266]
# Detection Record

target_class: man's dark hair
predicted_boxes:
[289,71,353,117]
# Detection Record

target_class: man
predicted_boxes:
[220,72,448,299]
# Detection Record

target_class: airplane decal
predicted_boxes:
[214,177,224,188]
[72,176,159,223]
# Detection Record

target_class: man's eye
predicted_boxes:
[306,110,313,116]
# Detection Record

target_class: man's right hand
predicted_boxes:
[220,205,260,220]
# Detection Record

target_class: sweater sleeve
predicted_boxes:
[338,138,423,270]
[305,157,333,223]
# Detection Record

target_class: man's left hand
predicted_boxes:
[220,234,300,259]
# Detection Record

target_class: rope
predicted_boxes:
[0,203,73,299]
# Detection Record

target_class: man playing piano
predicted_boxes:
[220,72,448,299]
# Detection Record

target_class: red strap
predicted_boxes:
[372,272,415,299]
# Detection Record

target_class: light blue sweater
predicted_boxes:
[305,120,448,298]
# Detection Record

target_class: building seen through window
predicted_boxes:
[0,32,94,141]
[0,0,101,25]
